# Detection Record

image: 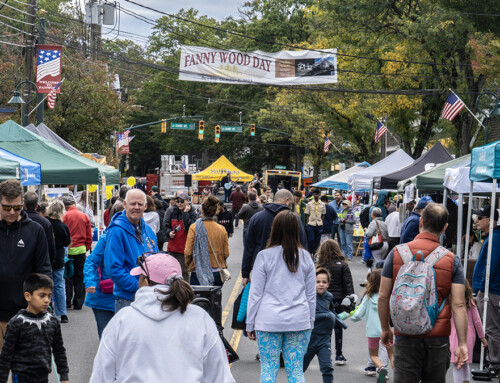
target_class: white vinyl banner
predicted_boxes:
[179,45,338,85]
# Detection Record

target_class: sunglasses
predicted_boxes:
[477,216,488,221]
[175,199,185,203]
[1,204,23,212]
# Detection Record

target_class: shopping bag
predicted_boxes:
[231,289,247,330]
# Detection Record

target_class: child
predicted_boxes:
[450,280,487,383]
[0,274,69,383]
[303,267,347,383]
[350,269,393,382]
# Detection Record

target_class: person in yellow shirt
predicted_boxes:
[305,189,326,255]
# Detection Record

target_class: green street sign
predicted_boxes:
[220,126,242,133]
[275,165,286,170]
[170,122,195,130]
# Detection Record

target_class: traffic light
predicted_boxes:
[161,119,167,133]
[215,125,221,143]
[198,120,204,140]
[250,124,256,136]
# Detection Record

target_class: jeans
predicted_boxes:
[332,299,344,356]
[65,252,86,309]
[52,267,67,317]
[114,297,132,313]
[92,308,114,339]
[224,188,231,202]
[331,223,342,246]
[233,209,240,227]
[339,229,353,259]
[256,330,311,383]
[303,333,333,383]
[190,271,223,287]
[394,337,450,383]
[306,225,322,255]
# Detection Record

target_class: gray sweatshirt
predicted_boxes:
[246,246,316,332]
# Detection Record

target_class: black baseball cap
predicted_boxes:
[473,205,499,221]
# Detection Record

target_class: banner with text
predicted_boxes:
[36,44,62,94]
[179,45,337,85]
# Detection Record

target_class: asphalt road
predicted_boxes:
[50,225,465,382]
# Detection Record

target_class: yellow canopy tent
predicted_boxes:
[193,155,253,182]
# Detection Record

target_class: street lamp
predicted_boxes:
[8,80,39,127]
[476,92,500,144]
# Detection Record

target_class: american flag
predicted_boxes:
[36,49,61,82]
[374,121,387,143]
[180,160,188,174]
[47,81,62,109]
[441,92,465,121]
[323,135,332,152]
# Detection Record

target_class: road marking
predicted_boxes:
[229,329,242,368]
[221,272,242,327]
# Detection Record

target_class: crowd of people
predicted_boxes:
[0,176,499,383]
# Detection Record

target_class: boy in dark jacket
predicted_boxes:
[216,200,234,237]
[303,268,346,383]
[0,274,69,383]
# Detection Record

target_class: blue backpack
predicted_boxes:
[390,244,449,335]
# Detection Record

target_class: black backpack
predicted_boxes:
[359,205,372,229]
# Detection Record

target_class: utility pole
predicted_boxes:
[89,0,102,59]
[23,0,37,126]
[36,15,46,125]
[381,114,388,159]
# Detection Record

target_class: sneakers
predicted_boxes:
[60,315,69,323]
[377,366,388,382]
[335,355,347,365]
[490,368,499,379]
[364,366,376,376]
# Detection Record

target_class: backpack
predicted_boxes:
[389,244,449,335]
[359,205,371,229]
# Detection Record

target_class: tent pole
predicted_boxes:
[456,193,464,258]
[463,182,474,277]
[96,185,100,241]
[479,179,496,371]
[441,188,448,245]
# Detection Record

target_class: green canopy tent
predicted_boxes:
[0,157,20,182]
[0,120,119,185]
[397,154,470,192]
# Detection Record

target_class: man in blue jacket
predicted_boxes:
[400,196,432,244]
[241,189,307,287]
[472,204,500,378]
[104,189,158,312]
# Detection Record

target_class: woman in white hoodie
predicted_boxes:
[89,253,234,383]
[246,210,316,383]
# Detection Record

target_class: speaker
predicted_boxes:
[184,174,192,187]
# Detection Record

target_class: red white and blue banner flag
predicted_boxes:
[440,91,466,121]
[36,44,62,94]
[374,121,388,143]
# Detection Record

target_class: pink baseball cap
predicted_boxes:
[130,253,182,285]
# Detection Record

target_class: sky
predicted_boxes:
[101,1,244,46]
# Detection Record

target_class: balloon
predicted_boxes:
[88,185,97,193]
[127,176,136,187]
[106,190,113,200]
[106,185,113,192]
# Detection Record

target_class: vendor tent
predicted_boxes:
[373,142,452,190]
[348,149,414,191]
[0,148,41,186]
[193,155,253,182]
[444,165,500,194]
[0,157,20,182]
[312,162,370,189]
[0,120,119,185]
[398,155,470,192]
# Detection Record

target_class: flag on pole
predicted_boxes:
[440,92,465,121]
[323,135,333,152]
[180,160,188,174]
[374,121,387,143]
[47,81,63,109]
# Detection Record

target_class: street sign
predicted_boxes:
[170,122,195,130]
[275,165,286,170]
[220,126,242,133]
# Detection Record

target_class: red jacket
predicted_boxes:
[63,206,92,251]
[229,191,246,211]
[393,232,454,338]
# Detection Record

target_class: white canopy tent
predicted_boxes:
[348,149,414,191]
[312,162,370,190]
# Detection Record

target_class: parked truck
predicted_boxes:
[159,155,198,198]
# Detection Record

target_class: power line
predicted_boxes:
[0,38,26,47]
[122,0,476,68]
[0,19,34,35]
[1,0,34,16]
[0,11,34,25]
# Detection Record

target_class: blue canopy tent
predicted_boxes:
[0,148,41,186]
[312,162,370,190]
[464,140,500,375]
